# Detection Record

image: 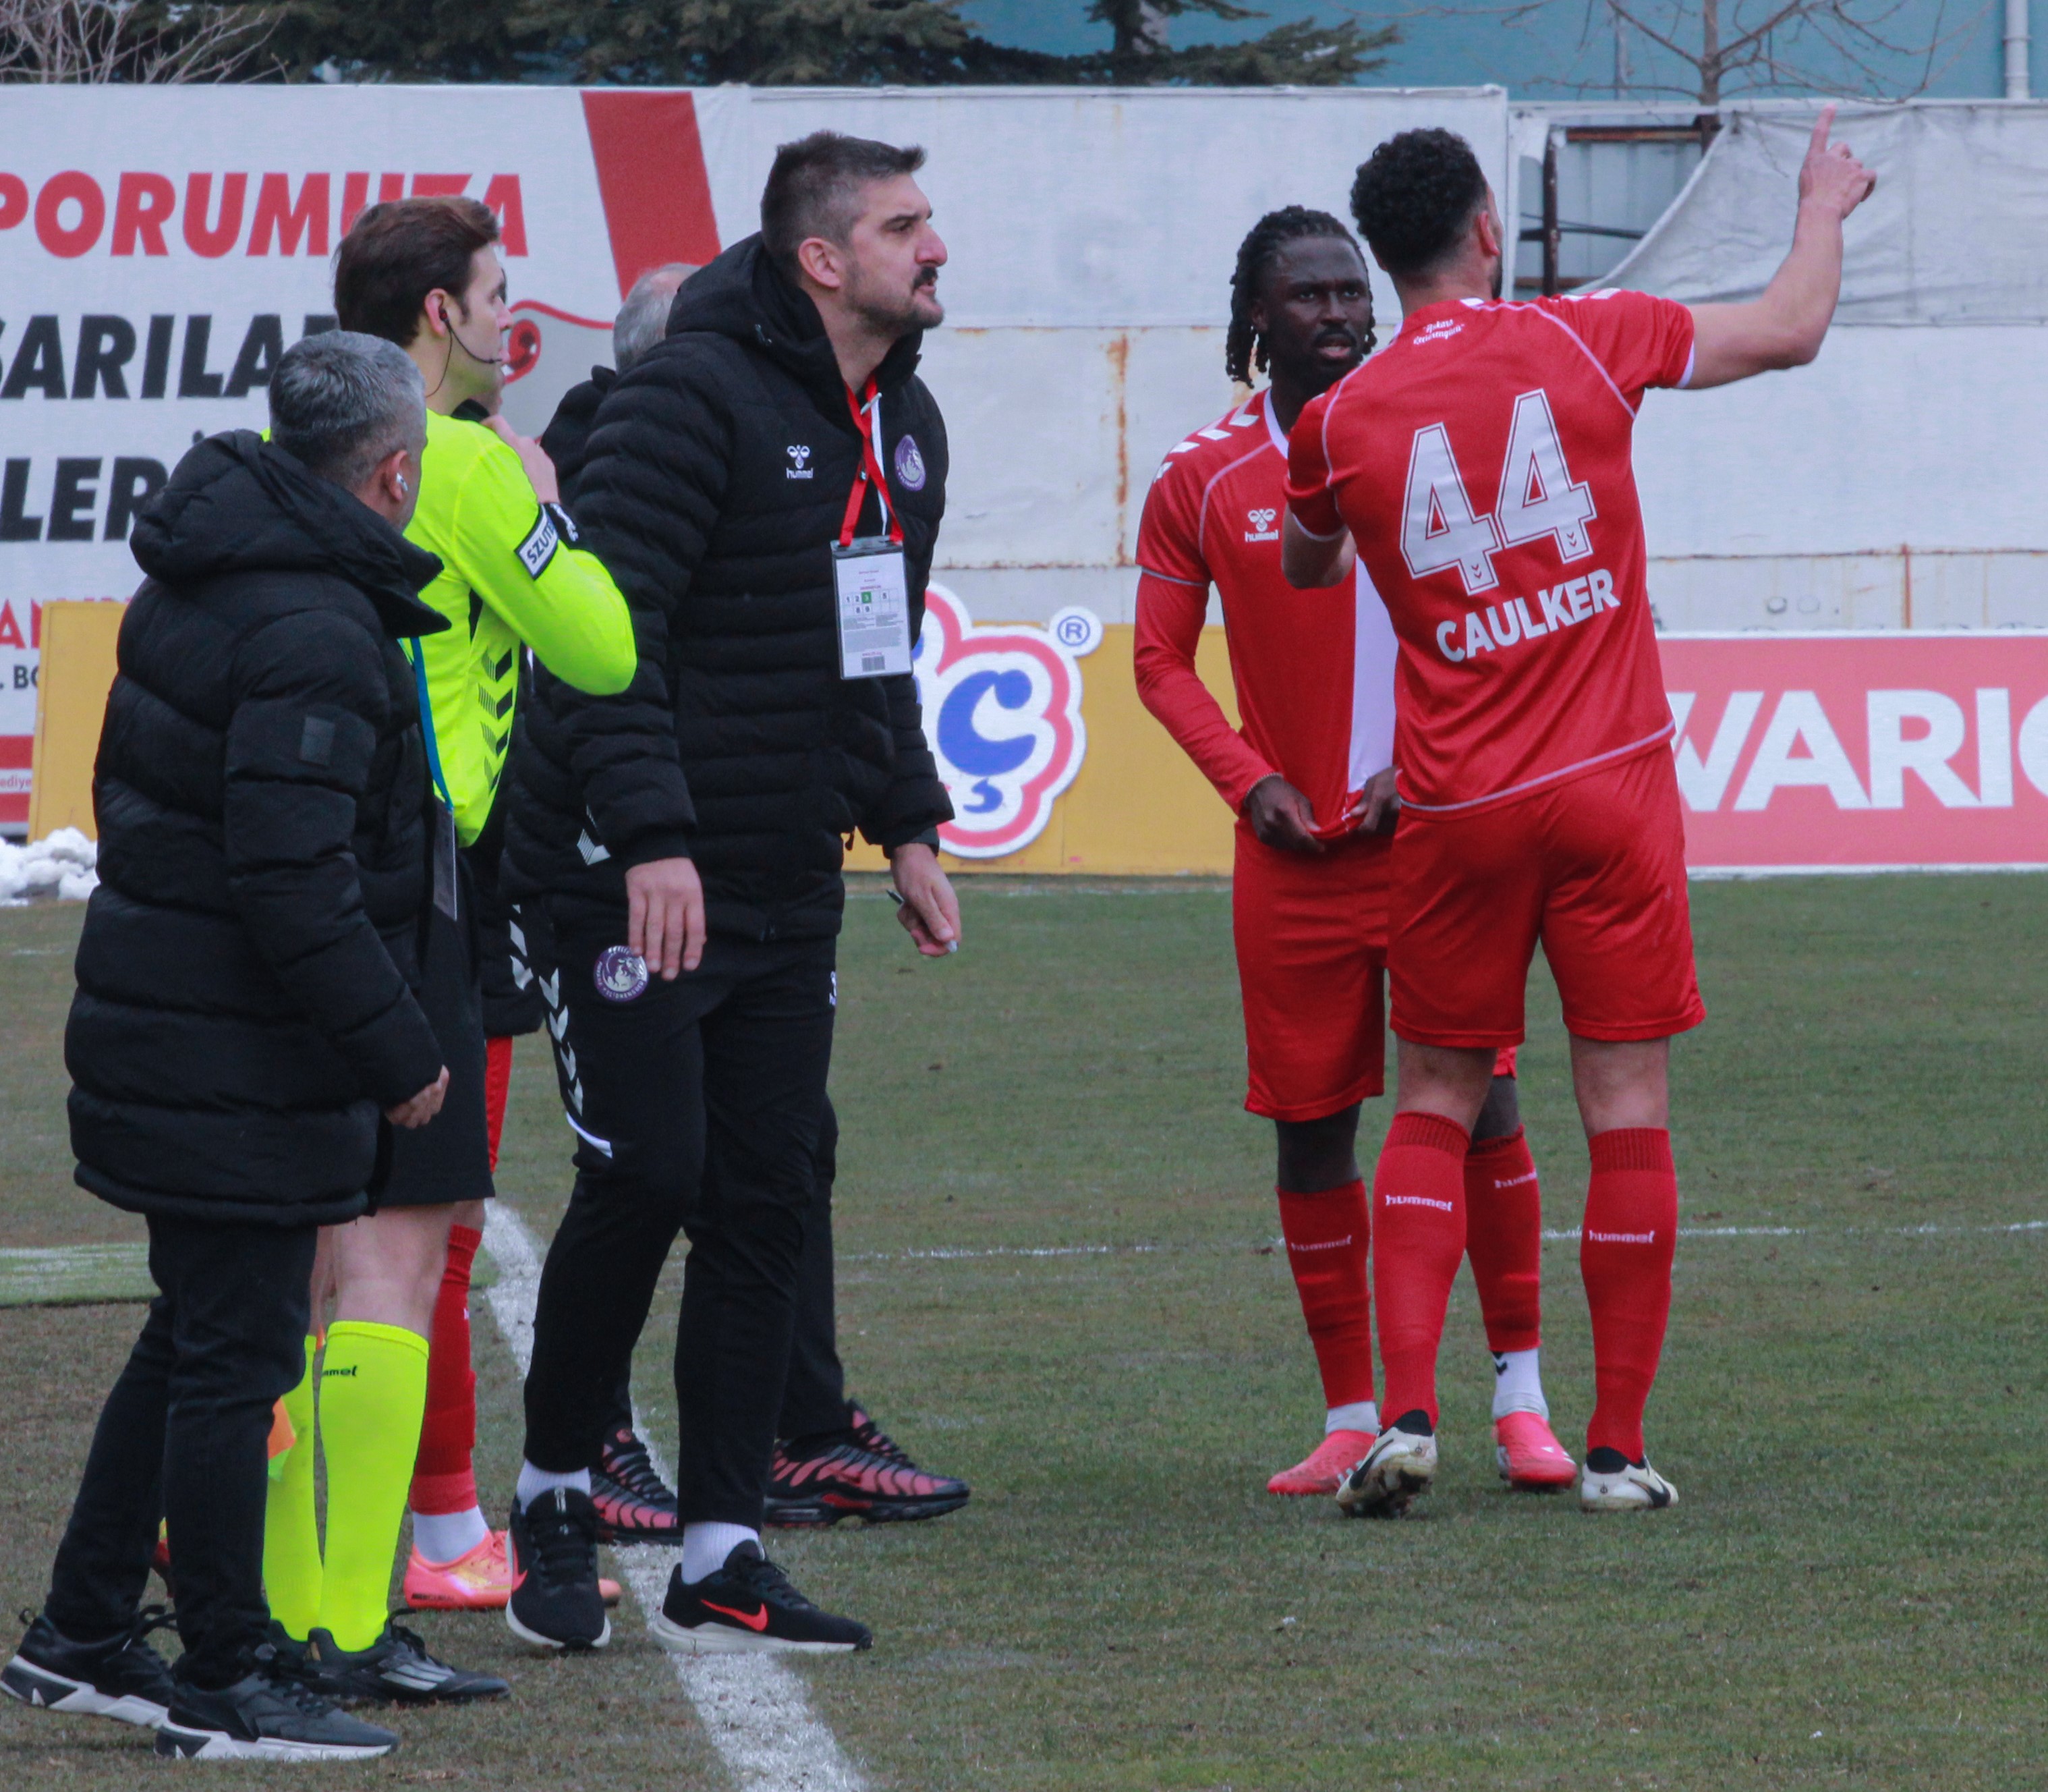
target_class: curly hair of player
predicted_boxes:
[1348,128,1489,280]
[1225,205,1371,387]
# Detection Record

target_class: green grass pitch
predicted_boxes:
[0,872,2043,1789]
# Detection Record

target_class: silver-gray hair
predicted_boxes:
[270,331,426,492]
[613,262,700,371]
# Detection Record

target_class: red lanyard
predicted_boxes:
[838,379,903,549]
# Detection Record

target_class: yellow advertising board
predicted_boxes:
[28,589,1243,874]
[28,600,125,843]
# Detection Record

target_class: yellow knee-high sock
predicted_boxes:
[262,1335,322,1642]
[314,1320,429,1653]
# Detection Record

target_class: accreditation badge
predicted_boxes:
[831,536,913,680]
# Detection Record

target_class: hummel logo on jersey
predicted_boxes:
[1245,507,1279,543]
[786,445,814,479]
[702,1600,770,1632]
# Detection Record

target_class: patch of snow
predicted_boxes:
[0,828,98,903]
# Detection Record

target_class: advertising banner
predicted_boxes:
[1659,632,2048,871]
[0,81,1512,833]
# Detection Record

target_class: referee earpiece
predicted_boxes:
[396,474,410,497]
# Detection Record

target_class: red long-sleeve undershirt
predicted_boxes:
[1132,570,1274,816]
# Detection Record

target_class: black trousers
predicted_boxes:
[520,896,836,1528]
[45,1214,315,1689]
[599,1094,849,1449]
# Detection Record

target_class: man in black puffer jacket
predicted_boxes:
[2,335,453,1764]
[540,260,971,1550]
[501,132,960,1656]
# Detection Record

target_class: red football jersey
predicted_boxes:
[1136,385,1399,837]
[1285,289,1695,816]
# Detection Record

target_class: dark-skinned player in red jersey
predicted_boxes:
[1282,112,1875,1515]
[1135,207,1575,1499]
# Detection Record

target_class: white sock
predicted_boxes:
[1326,1401,1380,1436]
[1491,1348,1549,1420]
[410,1505,490,1565]
[515,1461,591,1509]
[682,1521,758,1585]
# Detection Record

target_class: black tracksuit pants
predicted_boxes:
[45,1214,315,1689]
[519,895,836,1528]
[599,1094,849,1449]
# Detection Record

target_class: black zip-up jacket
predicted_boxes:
[504,235,952,941]
[66,432,449,1225]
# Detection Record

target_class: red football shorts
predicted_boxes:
[1232,827,1390,1122]
[1389,745,1705,1050]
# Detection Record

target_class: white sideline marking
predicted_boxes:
[482,1204,865,1792]
[841,1218,2048,1266]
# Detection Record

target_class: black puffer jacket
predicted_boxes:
[538,364,614,501]
[67,432,449,1226]
[505,235,952,941]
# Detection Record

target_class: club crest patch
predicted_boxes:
[593,945,650,1003]
[893,434,927,492]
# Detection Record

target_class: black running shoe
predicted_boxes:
[2,1605,177,1729]
[154,1652,397,1762]
[308,1620,508,1705]
[592,1422,681,1543]
[648,1543,872,1655]
[505,1488,610,1651]
[264,1621,310,1675]
[766,1413,971,1529]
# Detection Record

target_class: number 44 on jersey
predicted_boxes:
[1402,390,1597,596]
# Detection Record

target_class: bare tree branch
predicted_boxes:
[0,1,279,84]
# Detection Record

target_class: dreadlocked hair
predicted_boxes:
[1226,206,1367,387]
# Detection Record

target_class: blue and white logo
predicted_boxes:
[593,945,650,1003]
[893,434,927,492]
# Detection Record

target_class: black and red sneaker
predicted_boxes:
[765,1407,971,1528]
[845,1401,913,1465]
[648,1543,870,1656]
[590,1423,681,1544]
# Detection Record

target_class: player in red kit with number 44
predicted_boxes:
[1283,113,1876,1515]
[1135,207,1575,1500]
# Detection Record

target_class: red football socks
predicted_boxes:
[484,1034,514,1173]
[408,1222,482,1517]
[1369,1111,1471,1429]
[1579,1127,1679,1462]
[1464,1127,1543,1355]
[1275,1180,1375,1412]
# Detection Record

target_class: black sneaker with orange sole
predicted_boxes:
[647,1543,871,1655]
[765,1401,970,1528]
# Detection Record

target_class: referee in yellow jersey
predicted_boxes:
[259,194,637,1704]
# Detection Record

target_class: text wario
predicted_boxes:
[1435,568,1618,663]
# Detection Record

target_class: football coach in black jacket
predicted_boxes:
[501,130,959,1656]
[3,334,449,1763]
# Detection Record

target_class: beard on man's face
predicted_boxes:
[852,260,942,337]
[1491,256,1506,301]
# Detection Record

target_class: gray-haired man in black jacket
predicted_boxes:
[502,131,961,1657]
[1,334,463,1762]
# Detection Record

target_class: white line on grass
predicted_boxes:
[482,1203,864,1792]
[841,1218,2048,1266]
